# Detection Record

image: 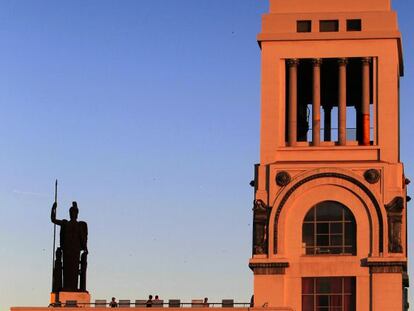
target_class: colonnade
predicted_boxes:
[287,57,372,147]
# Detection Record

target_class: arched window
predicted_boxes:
[302,201,356,255]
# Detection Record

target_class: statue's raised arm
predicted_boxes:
[51,202,64,225]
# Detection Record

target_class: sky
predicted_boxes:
[0,0,413,310]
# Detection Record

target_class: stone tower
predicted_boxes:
[249,0,409,310]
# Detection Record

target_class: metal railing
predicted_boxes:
[305,127,374,142]
[49,301,252,308]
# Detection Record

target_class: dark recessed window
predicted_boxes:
[302,277,356,311]
[297,20,312,33]
[320,20,339,32]
[347,19,362,31]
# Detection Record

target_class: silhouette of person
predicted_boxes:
[146,295,153,307]
[51,201,88,292]
[203,297,209,307]
[109,297,118,308]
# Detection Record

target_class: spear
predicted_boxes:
[51,179,58,292]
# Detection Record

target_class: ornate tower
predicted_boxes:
[249,0,409,310]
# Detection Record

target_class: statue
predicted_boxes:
[252,199,269,255]
[385,196,404,253]
[51,201,88,292]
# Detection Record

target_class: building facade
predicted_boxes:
[249,0,409,310]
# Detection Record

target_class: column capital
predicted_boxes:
[362,57,372,64]
[338,58,348,65]
[312,58,323,66]
[287,59,300,66]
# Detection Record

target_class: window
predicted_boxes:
[320,20,339,32]
[302,201,356,255]
[297,20,312,33]
[302,277,356,311]
[347,19,362,31]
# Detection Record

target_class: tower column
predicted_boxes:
[338,58,347,146]
[288,59,299,146]
[312,59,322,146]
[362,57,371,146]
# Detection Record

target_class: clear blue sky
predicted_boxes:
[0,1,412,310]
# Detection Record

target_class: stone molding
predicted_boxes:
[249,262,289,275]
[362,259,406,273]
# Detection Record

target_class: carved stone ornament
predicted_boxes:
[364,169,380,184]
[276,171,291,187]
[252,199,269,255]
[252,199,267,213]
[385,196,404,253]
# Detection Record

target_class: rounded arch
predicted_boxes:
[302,200,357,255]
[270,171,383,255]
[275,183,371,258]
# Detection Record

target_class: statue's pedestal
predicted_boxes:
[50,291,90,307]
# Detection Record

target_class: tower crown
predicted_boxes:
[257,0,403,165]
[270,0,391,13]
[261,0,400,40]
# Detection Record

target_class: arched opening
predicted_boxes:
[302,201,356,255]
[273,172,382,255]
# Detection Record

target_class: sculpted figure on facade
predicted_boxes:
[252,199,269,255]
[385,196,404,253]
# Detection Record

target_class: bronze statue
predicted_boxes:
[51,201,88,292]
